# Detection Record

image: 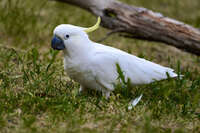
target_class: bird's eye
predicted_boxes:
[65,34,69,39]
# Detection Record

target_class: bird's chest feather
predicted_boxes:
[63,57,95,84]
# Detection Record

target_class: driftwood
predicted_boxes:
[55,0,200,56]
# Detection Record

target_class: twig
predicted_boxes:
[120,34,162,43]
[97,29,123,43]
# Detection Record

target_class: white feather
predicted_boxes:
[91,43,177,90]
[128,94,143,110]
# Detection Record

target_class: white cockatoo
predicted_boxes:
[51,17,178,99]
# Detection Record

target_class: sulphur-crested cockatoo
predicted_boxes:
[51,17,177,99]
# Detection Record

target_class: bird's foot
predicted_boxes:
[102,90,110,99]
[79,85,88,94]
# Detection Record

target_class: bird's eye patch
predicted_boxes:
[65,34,70,39]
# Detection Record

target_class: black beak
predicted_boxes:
[51,36,65,50]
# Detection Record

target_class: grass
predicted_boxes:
[0,0,200,132]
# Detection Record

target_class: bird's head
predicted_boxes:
[51,17,101,50]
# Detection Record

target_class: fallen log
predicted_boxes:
[55,0,200,56]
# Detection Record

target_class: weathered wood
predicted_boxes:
[55,0,200,56]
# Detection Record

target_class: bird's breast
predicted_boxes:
[63,58,96,86]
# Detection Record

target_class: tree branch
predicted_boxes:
[55,0,200,56]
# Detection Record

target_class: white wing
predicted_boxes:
[90,43,177,90]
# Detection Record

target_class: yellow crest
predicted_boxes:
[84,17,101,33]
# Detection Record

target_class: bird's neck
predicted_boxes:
[63,38,93,59]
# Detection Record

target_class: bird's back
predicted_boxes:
[93,42,177,85]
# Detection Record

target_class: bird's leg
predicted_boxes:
[79,85,88,93]
[102,90,110,99]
